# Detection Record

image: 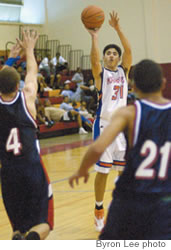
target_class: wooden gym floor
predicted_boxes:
[0,132,118,240]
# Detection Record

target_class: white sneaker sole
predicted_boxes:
[95,218,105,232]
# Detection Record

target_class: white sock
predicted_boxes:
[96,201,103,207]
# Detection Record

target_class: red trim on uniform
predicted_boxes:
[40,156,54,230]
[47,197,54,230]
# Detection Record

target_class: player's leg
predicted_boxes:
[94,158,112,232]
[113,168,124,184]
[94,141,113,231]
[23,160,54,240]
[99,191,129,240]
[25,223,50,240]
[93,118,113,231]
[113,132,126,184]
[1,166,28,240]
[94,171,108,231]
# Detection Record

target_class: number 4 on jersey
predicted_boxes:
[6,128,22,155]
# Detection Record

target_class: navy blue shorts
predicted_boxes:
[1,157,54,234]
[99,191,171,240]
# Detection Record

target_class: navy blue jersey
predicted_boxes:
[0,91,54,232]
[0,91,38,165]
[116,99,171,194]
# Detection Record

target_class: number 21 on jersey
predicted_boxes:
[6,128,22,155]
[135,140,171,180]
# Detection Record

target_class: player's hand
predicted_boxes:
[86,28,100,37]
[9,43,22,58]
[69,169,89,188]
[109,11,120,31]
[17,29,39,51]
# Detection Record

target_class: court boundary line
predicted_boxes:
[40,138,92,155]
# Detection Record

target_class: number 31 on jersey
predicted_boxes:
[112,85,123,100]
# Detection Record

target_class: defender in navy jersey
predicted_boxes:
[86,11,132,231]
[0,30,53,240]
[69,59,171,239]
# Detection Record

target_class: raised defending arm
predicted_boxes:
[17,29,39,119]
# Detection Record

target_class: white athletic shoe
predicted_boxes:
[94,208,105,232]
[79,127,88,134]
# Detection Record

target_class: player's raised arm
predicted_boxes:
[18,29,39,95]
[87,28,102,91]
[2,42,23,71]
[17,29,39,118]
[109,11,132,75]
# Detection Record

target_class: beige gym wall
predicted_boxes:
[43,0,171,64]
[0,0,170,64]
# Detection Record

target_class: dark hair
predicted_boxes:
[0,67,20,94]
[56,52,60,56]
[103,44,122,57]
[133,59,163,93]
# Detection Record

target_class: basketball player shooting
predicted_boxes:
[86,10,132,232]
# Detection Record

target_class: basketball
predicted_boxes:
[81,5,105,29]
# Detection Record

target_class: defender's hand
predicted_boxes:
[9,43,22,58]
[17,29,39,51]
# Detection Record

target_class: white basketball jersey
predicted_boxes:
[96,66,128,120]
